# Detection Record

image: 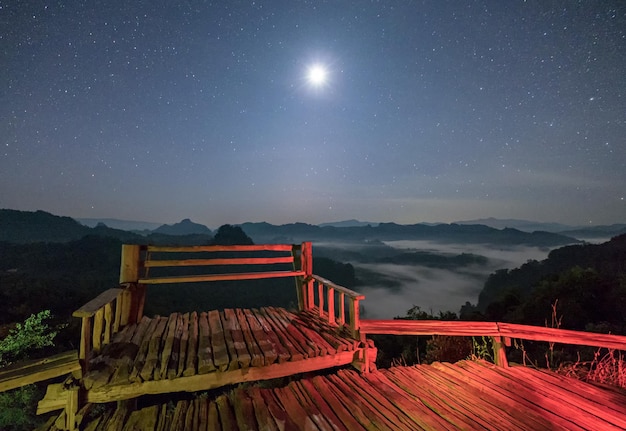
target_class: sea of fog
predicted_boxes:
[356,240,556,319]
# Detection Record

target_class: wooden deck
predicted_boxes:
[81,306,365,403]
[69,359,626,430]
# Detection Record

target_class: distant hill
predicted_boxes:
[76,218,163,231]
[454,217,577,233]
[153,218,213,236]
[558,224,626,240]
[0,210,213,245]
[453,217,626,240]
[1,209,93,243]
[318,219,380,228]
[240,221,580,247]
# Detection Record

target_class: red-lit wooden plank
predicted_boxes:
[250,308,292,363]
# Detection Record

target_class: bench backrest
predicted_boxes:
[119,242,312,285]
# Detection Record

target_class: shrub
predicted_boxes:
[0,310,58,366]
[0,310,62,430]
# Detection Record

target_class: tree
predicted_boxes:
[211,225,254,245]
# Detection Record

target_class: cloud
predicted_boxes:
[353,240,554,319]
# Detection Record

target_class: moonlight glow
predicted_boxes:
[307,64,328,86]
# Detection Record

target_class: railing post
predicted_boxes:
[119,244,144,324]
[338,292,345,325]
[318,282,324,317]
[298,242,314,311]
[327,287,335,325]
[491,336,509,367]
[349,297,361,340]
[78,317,91,371]
[119,244,141,284]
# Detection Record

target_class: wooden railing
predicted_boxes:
[116,242,312,324]
[303,275,365,339]
[72,288,125,370]
[360,319,626,368]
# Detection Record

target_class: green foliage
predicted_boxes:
[471,337,494,362]
[0,310,63,430]
[0,385,43,430]
[0,310,59,366]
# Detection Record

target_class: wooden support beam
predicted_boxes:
[65,385,79,431]
[491,336,509,367]
[86,349,361,403]
[0,350,80,394]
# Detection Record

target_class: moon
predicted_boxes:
[307,64,328,87]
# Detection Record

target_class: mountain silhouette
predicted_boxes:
[152,218,213,236]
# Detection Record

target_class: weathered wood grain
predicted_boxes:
[242,308,277,366]
[184,311,199,377]
[247,387,279,431]
[223,308,251,369]
[235,308,264,367]
[139,316,168,382]
[177,312,191,378]
[196,312,215,374]
[216,394,237,430]
[208,310,229,371]
[261,307,313,359]
[79,358,626,431]
[252,308,293,363]
[165,314,184,380]
[157,313,179,381]
[129,317,160,383]
[232,389,258,431]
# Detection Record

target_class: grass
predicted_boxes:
[558,349,626,390]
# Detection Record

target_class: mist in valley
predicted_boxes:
[315,240,557,319]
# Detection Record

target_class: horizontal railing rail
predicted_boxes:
[360,320,501,336]
[138,270,306,285]
[360,319,626,367]
[121,243,308,285]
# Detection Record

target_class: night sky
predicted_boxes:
[2,1,625,228]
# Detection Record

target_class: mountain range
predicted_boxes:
[77,215,626,240]
[0,209,594,247]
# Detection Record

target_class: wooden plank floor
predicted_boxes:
[83,307,362,402]
[75,359,626,430]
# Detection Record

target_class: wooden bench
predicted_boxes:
[72,242,365,372]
